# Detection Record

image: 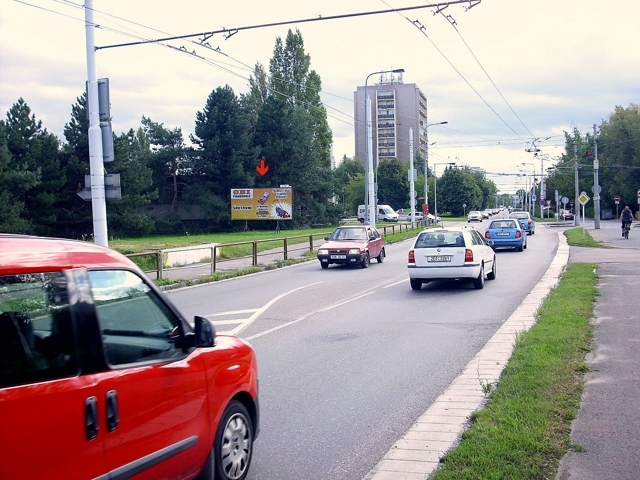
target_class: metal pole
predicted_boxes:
[409,128,416,223]
[366,94,375,226]
[593,124,601,229]
[574,143,580,226]
[434,164,438,227]
[85,0,108,246]
[425,125,429,212]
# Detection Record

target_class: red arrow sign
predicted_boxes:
[256,158,269,176]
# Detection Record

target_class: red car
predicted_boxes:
[0,234,259,480]
[317,226,385,268]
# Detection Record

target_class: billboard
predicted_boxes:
[230,188,293,220]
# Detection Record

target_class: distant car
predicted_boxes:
[481,210,491,219]
[317,225,385,268]
[0,234,259,480]
[560,209,574,221]
[426,213,442,225]
[509,211,536,235]
[468,211,483,222]
[407,226,496,290]
[485,219,527,251]
[397,211,424,222]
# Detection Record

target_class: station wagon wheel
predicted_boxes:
[487,257,497,280]
[361,252,370,268]
[321,262,329,269]
[211,400,253,480]
[410,278,422,290]
[377,248,385,263]
[473,264,485,290]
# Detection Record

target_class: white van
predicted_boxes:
[357,204,399,223]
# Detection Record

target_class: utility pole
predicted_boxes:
[574,143,580,227]
[409,128,416,223]
[593,124,601,229]
[85,0,108,246]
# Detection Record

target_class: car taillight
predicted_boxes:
[465,249,473,262]
[408,250,415,264]
[528,219,532,224]
[484,231,491,239]
[515,230,521,238]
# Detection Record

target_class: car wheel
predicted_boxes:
[358,218,364,223]
[487,257,496,280]
[523,240,527,250]
[211,400,253,480]
[410,278,422,290]
[321,262,329,269]
[377,248,385,263]
[361,253,370,268]
[473,264,485,290]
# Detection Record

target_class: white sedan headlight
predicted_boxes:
[318,249,328,255]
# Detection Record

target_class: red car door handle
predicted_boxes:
[106,390,119,432]
[85,396,99,440]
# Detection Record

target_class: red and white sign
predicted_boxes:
[615,194,621,205]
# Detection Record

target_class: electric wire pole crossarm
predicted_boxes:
[363,68,404,226]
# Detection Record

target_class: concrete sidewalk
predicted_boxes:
[557,219,640,479]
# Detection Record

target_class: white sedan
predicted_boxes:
[407,226,496,290]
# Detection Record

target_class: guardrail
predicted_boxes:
[126,222,429,280]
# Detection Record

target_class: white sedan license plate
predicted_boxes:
[428,255,451,262]
[331,254,346,259]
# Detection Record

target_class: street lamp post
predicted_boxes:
[433,162,456,227]
[364,68,405,225]
[424,121,448,215]
[521,162,536,215]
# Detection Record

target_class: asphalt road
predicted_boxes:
[167,218,560,480]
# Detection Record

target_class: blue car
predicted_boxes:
[508,212,536,235]
[485,219,527,251]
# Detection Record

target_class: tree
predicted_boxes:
[142,116,191,210]
[107,128,157,235]
[376,158,408,209]
[4,98,65,235]
[437,167,482,216]
[189,85,257,227]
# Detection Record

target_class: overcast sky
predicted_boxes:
[2,0,639,193]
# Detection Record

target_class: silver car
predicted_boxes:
[407,227,496,290]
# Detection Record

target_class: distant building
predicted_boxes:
[354,73,428,169]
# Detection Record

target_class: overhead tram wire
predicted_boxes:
[439,11,536,139]
[93,1,475,50]
[378,0,528,145]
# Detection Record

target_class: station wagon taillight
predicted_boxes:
[485,231,491,239]
[515,230,521,238]
[408,250,415,264]
[465,249,473,262]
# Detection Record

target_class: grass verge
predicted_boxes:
[431,262,597,479]
[564,227,607,248]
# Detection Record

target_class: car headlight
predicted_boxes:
[318,249,328,255]
[348,248,361,254]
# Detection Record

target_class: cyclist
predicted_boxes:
[621,205,634,237]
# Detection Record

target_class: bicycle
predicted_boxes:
[623,221,631,239]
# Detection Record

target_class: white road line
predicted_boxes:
[246,291,376,341]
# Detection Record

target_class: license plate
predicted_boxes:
[331,254,346,259]
[496,232,510,236]
[427,255,451,262]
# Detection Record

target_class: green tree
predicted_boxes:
[107,128,157,235]
[0,119,39,232]
[4,98,65,235]
[189,85,257,228]
[333,155,364,213]
[437,166,482,216]
[344,172,365,216]
[376,158,408,209]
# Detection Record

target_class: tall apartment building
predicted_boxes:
[354,74,428,169]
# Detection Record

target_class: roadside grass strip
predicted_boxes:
[430,263,597,479]
[564,228,607,248]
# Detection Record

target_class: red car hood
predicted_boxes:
[319,240,367,250]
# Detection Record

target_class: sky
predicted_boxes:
[1,0,639,194]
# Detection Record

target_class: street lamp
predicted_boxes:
[424,121,448,215]
[433,162,456,227]
[364,68,405,226]
[521,162,536,214]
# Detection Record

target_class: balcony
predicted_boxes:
[377,113,395,119]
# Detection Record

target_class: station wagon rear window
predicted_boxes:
[415,231,465,248]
